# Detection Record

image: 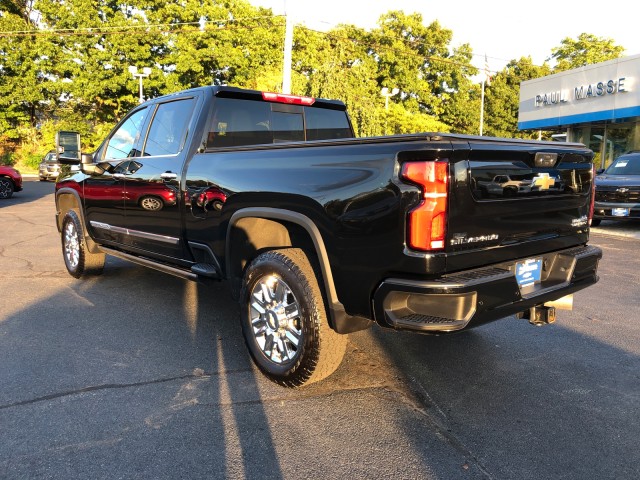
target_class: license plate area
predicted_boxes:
[612,207,629,217]
[515,258,543,288]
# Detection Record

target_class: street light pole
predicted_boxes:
[128,66,152,104]
[380,87,399,110]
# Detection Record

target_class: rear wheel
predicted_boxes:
[61,210,106,278]
[0,177,14,199]
[240,248,347,387]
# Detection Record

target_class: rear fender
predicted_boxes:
[226,207,372,334]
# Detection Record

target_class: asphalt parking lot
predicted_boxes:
[1,178,640,479]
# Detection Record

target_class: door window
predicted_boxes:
[105,108,147,160]
[144,98,196,157]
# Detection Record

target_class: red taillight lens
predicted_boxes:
[401,161,449,251]
[589,164,596,225]
[261,92,315,106]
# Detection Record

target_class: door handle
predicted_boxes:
[160,172,177,181]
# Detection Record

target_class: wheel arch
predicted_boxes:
[55,187,102,254]
[226,207,372,334]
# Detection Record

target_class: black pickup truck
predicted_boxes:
[55,86,602,387]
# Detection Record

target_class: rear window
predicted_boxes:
[305,107,352,141]
[205,97,351,148]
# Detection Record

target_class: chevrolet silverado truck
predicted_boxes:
[54,86,602,387]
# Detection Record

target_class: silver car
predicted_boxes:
[38,151,61,181]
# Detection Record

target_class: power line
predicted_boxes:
[0,13,520,74]
[0,14,285,38]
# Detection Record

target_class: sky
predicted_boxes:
[250,0,640,74]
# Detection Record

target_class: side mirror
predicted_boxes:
[596,168,605,175]
[56,131,81,164]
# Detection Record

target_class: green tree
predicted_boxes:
[0,1,56,139]
[297,11,475,136]
[483,57,552,139]
[550,33,624,71]
[369,11,477,129]
[296,24,383,136]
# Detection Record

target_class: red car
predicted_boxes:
[0,165,23,199]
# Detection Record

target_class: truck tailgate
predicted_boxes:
[446,139,594,271]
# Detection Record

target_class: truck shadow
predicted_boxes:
[0,259,285,479]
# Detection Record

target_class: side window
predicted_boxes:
[272,112,304,142]
[305,107,352,141]
[143,98,196,157]
[105,108,147,160]
[206,98,272,148]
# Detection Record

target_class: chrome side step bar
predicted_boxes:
[99,246,198,282]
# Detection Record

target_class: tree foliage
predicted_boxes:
[0,2,629,168]
[550,33,625,71]
[483,57,552,139]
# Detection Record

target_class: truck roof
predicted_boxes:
[149,85,347,111]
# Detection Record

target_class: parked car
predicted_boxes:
[593,151,640,226]
[0,165,23,199]
[39,150,62,181]
[477,174,532,197]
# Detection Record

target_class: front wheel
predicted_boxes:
[591,218,602,227]
[240,248,347,387]
[61,210,106,278]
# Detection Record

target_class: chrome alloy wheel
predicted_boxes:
[249,275,302,364]
[63,220,80,269]
[140,196,163,211]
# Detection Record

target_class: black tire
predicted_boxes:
[591,218,602,227]
[240,248,347,387]
[61,210,106,278]
[0,177,14,199]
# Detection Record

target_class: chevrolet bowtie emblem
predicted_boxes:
[617,187,629,193]
[532,173,556,190]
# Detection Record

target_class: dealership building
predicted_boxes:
[518,54,640,169]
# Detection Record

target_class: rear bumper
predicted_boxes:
[372,245,602,333]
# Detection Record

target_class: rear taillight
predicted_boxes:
[588,164,596,225]
[401,161,449,251]
[261,92,315,106]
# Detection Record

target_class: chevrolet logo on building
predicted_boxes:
[532,173,556,190]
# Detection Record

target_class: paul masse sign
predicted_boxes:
[518,54,639,130]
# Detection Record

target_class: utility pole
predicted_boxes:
[282,4,294,94]
[480,78,486,136]
[480,54,491,136]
